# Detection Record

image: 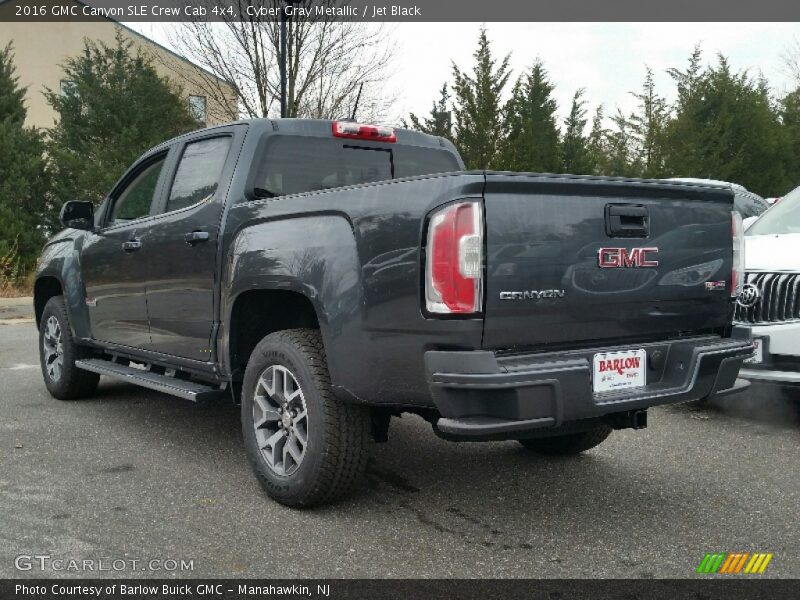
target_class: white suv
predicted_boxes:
[736,184,800,385]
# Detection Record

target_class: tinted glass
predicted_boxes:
[165,137,232,213]
[110,158,165,224]
[748,186,800,235]
[251,137,460,198]
[393,146,460,178]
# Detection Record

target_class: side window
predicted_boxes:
[164,137,232,213]
[109,157,166,225]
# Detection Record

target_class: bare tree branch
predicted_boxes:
[782,37,800,87]
[159,0,397,122]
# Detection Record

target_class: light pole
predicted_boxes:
[280,0,298,118]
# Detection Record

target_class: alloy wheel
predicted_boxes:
[253,365,309,476]
[42,315,64,382]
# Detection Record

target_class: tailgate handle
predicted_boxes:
[605,204,649,238]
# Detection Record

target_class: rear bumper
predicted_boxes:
[425,327,753,439]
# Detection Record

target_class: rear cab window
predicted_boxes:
[249,136,460,198]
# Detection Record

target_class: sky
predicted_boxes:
[127,22,800,125]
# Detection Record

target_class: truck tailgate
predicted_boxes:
[482,174,735,351]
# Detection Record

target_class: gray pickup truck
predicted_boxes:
[35,119,753,507]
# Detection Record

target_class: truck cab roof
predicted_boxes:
[158,118,454,152]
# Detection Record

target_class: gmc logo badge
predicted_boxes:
[598,247,659,268]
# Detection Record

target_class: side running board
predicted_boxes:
[75,358,227,402]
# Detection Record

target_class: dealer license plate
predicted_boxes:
[593,349,647,394]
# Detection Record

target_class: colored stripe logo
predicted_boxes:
[696,552,773,574]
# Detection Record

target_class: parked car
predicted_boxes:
[35,119,753,507]
[736,184,800,386]
[668,178,770,220]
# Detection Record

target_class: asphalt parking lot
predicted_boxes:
[1,306,799,579]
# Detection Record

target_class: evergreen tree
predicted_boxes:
[500,60,560,172]
[0,43,26,125]
[602,109,638,177]
[781,88,800,185]
[46,31,197,208]
[586,104,608,175]
[665,52,791,196]
[407,83,453,140]
[451,27,511,169]
[0,43,49,279]
[560,88,592,174]
[626,67,670,178]
[667,45,704,109]
[410,38,800,195]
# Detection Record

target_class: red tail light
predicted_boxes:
[425,202,483,314]
[731,211,745,298]
[332,121,396,143]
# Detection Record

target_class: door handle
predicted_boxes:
[184,230,210,245]
[121,239,142,252]
[605,204,649,238]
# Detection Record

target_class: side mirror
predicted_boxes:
[60,201,94,231]
[742,216,759,231]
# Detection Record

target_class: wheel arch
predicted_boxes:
[34,235,91,338]
[33,276,64,329]
[220,214,363,394]
[227,288,323,380]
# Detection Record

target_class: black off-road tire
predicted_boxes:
[241,329,371,508]
[518,425,612,456]
[38,296,99,400]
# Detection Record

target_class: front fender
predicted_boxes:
[34,230,91,338]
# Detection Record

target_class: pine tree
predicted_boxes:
[451,27,511,169]
[626,67,670,178]
[586,104,608,175]
[665,52,791,196]
[0,43,26,126]
[560,89,592,174]
[781,87,800,185]
[500,60,561,173]
[46,31,197,208]
[668,45,704,110]
[0,43,49,280]
[407,83,453,140]
[602,109,637,177]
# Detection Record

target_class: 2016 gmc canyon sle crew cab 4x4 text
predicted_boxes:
[35,119,753,507]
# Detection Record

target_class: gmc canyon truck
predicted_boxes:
[35,119,753,507]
